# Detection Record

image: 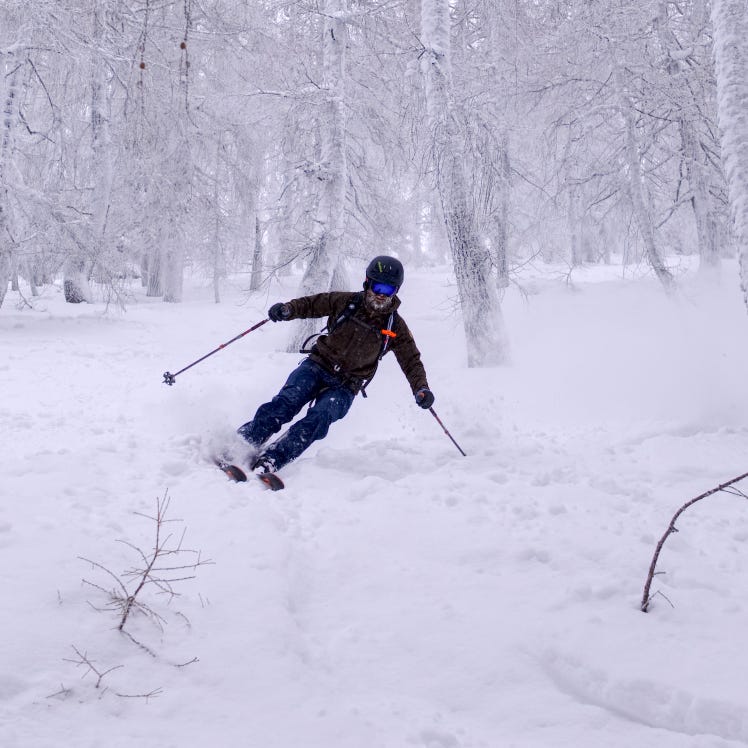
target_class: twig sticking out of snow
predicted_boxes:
[640,471,748,612]
[79,490,213,632]
[64,645,123,690]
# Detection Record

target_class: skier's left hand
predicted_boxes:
[415,388,435,409]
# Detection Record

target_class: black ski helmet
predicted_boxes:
[365,255,404,289]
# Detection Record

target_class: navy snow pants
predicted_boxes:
[237,358,355,471]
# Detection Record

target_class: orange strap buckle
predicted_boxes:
[381,329,397,338]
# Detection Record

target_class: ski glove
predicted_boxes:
[268,302,291,322]
[415,388,435,409]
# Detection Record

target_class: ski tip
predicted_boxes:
[214,459,248,482]
[257,472,285,491]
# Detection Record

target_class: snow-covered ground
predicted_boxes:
[2,260,748,747]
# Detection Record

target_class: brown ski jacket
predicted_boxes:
[284,291,429,395]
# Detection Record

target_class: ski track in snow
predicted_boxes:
[2,267,748,747]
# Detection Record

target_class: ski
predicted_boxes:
[214,458,247,482]
[213,457,285,491]
[256,471,285,491]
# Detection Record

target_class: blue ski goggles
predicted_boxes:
[370,281,398,297]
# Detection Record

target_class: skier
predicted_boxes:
[237,256,435,478]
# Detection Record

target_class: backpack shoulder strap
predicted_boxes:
[378,310,398,359]
[299,292,364,354]
[328,292,364,334]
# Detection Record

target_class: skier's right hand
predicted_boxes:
[268,303,291,322]
[415,387,435,409]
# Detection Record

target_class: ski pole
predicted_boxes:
[429,406,467,457]
[163,318,269,385]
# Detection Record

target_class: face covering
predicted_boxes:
[364,288,395,313]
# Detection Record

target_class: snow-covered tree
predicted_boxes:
[286,0,351,351]
[63,1,113,305]
[711,0,748,309]
[420,0,507,366]
[654,0,722,274]
[0,42,23,309]
[0,0,741,329]
[525,1,727,287]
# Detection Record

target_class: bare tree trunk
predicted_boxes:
[655,1,719,274]
[245,148,263,293]
[421,0,507,366]
[495,137,510,289]
[682,118,720,272]
[62,240,93,304]
[212,216,223,305]
[0,252,9,309]
[250,215,263,292]
[0,46,22,310]
[163,209,185,303]
[612,57,674,292]
[63,262,91,303]
[162,0,191,307]
[89,3,115,285]
[163,0,193,305]
[64,5,119,306]
[146,246,163,297]
[711,0,748,310]
[287,0,349,352]
[211,137,224,304]
[25,259,38,297]
[568,183,583,267]
[624,114,673,291]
